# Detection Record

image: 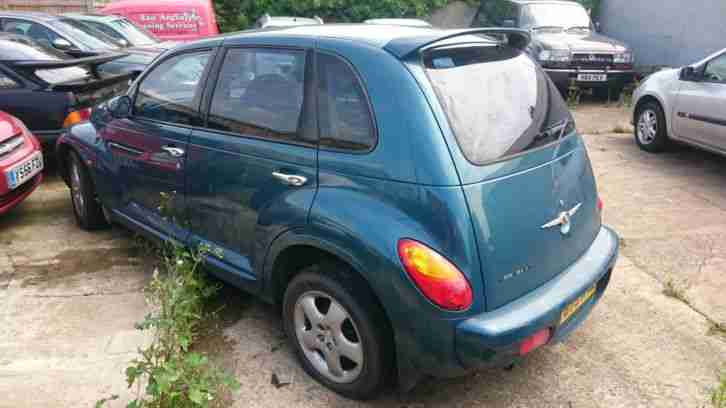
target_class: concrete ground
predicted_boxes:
[1,103,725,407]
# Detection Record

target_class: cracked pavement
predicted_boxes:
[0,103,725,407]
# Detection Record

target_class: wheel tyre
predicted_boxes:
[282,262,392,400]
[68,151,108,230]
[635,101,670,153]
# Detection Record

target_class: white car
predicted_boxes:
[632,48,726,154]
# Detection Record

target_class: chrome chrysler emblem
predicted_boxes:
[541,203,582,235]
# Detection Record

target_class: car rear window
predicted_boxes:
[424,45,572,165]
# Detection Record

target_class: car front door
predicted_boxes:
[673,52,726,150]
[101,49,215,241]
[185,44,317,288]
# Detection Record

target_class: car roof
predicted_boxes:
[364,18,432,27]
[176,24,503,58]
[62,13,120,22]
[222,24,443,48]
[0,11,59,21]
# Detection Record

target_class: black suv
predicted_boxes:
[472,0,635,98]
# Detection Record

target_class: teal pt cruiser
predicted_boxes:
[57,24,619,399]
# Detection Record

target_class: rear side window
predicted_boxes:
[317,53,376,151]
[425,45,571,165]
[207,48,313,145]
[134,51,211,125]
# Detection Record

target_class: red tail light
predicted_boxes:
[597,197,604,212]
[397,239,473,311]
[519,328,551,356]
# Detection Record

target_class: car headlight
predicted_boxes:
[614,52,633,64]
[539,49,571,62]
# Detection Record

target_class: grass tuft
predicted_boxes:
[662,278,689,304]
[713,372,726,408]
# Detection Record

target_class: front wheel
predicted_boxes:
[68,151,108,230]
[282,263,392,399]
[635,101,670,153]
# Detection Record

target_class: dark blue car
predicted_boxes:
[57,25,619,399]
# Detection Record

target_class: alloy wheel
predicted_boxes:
[637,109,658,145]
[70,161,85,217]
[294,290,364,384]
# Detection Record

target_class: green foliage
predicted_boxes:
[213,0,601,32]
[714,372,726,408]
[213,0,447,32]
[98,243,237,408]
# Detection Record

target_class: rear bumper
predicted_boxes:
[455,225,619,369]
[545,68,636,89]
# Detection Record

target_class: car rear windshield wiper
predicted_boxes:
[531,118,573,144]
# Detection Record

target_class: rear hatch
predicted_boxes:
[423,44,602,311]
[9,53,133,109]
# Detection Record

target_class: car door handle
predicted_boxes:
[272,171,307,187]
[161,146,185,158]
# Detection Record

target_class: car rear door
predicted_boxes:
[673,52,726,150]
[185,41,317,287]
[100,48,215,241]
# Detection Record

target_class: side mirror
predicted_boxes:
[680,66,700,81]
[52,38,73,50]
[502,19,516,28]
[109,95,132,119]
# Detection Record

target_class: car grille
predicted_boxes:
[571,53,614,69]
[0,135,24,159]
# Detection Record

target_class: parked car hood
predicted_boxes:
[535,32,628,53]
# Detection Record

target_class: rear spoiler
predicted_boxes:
[7,52,129,78]
[384,28,531,59]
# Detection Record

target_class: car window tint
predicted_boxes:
[2,19,59,48]
[134,51,211,125]
[474,0,518,27]
[208,48,312,144]
[317,53,375,151]
[704,54,726,84]
[85,21,124,42]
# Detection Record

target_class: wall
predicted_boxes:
[600,0,726,70]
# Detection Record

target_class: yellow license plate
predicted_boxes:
[560,285,596,325]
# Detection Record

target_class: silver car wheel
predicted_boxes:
[637,109,658,145]
[70,160,85,217]
[294,290,364,384]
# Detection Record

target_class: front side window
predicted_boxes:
[208,48,312,144]
[425,44,572,165]
[49,18,120,51]
[704,54,726,84]
[134,51,211,125]
[2,19,60,49]
[317,53,376,151]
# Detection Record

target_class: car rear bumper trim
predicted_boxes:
[455,225,619,369]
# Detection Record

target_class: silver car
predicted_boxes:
[632,48,726,154]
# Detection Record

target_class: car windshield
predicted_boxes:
[424,44,573,165]
[49,18,121,51]
[524,3,591,30]
[108,18,158,46]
